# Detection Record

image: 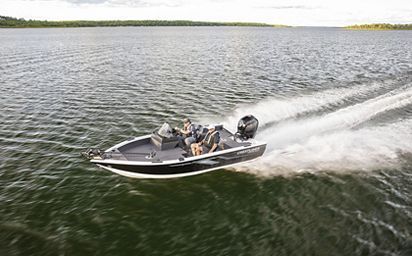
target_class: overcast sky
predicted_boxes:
[2,0,412,26]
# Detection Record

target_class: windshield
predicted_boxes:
[157,122,174,138]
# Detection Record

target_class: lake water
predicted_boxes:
[1,27,412,255]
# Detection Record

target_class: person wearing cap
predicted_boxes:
[175,118,196,148]
[191,125,220,156]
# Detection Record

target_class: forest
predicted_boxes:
[345,23,412,30]
[0,16,287,28]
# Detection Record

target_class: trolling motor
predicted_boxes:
[235,115,259,141]
[81,148,105,160]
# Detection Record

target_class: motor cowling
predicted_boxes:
[236,115,259,140]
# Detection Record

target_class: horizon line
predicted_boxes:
[1,15,412,28]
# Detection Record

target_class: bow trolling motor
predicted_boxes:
[81,148,105,160]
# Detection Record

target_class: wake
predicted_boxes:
[222,82,412,176]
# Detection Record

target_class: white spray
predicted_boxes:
[222,83,412,177]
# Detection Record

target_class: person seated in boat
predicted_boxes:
[191,125,220,156]
[175,118,196,148]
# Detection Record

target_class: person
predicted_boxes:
[175,118,196,148]
[191,125,220,156]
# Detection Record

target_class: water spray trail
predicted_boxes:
[242,119,412,176]
[230,84,412,176]
[221,80,394,129]
[258,85,412,149]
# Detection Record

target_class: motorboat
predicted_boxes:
[82,115,266,179]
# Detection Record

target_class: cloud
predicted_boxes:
[64,0,108,4]
[255,5,317,10]
[56,0,182,7]
[4,0,412,26]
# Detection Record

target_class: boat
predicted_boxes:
[82,115,266,179]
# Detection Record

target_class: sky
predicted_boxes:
[1,0,412,26]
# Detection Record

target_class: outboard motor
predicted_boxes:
[236,115,259,140]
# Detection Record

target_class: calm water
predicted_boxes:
[1,27,412,255]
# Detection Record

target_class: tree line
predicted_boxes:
[345,23,412,30]
[0,15,288,28]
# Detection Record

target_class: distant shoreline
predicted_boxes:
[0,16,289,28]
[1,16,411,30]
[345,23,412,30]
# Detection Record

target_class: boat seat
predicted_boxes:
[150,132,179,150]
[196,127,209,142]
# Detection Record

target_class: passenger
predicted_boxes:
[191,125,220,156]
[175,118,196,148]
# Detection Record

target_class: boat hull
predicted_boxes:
[95,144,266,178]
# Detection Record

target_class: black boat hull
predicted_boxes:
[95,144,266,178]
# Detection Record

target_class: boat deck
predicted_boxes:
[105,128,251,162]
